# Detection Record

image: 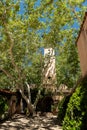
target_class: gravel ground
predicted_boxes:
[0,113,62,130]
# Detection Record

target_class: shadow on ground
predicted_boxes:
[0,114,62,130]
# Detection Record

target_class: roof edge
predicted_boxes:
[76,12,87,45]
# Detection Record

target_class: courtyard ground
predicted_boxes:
[0,113,62,130]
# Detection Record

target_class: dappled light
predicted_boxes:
[0,114,62,130]
[0,0,87,130]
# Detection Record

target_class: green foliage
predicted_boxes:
[0,0,44,89]
[63,77,87,130]
[57,95,71,125]
[41,0,85,88]
[0,96,8,118]
[56,42,81,88]
[0,0,86,91]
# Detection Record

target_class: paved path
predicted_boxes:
[0,114,62,130]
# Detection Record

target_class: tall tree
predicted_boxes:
[0,0,44,115]
[0,0,86,115]
[41,0,86,87]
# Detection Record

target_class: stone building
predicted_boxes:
[0,89,24,116]
[76,12,87,77]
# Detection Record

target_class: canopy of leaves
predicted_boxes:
[0,0,86,90]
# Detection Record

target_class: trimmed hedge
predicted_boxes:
[63,77,87,130]
[57,95,71,125]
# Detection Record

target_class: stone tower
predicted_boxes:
[42,48,56,92]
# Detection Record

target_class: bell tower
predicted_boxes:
[42,48,56,92]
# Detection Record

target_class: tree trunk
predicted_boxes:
[33,88,42,110]
[19,89,33,116]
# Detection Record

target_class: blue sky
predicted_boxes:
[18,0,87,34]
[19,0,87,13]
[19,0,41,14]
[83,0,87,6]
[34,0,41,8]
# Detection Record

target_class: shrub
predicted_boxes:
[57,95,71,125]
[63,77,87,130]
[0,96,8,119]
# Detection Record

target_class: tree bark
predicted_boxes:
[19,89,33,116]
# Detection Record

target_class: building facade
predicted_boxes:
[76,12,87,77]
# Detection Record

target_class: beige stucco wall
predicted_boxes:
[77,17,87,76]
